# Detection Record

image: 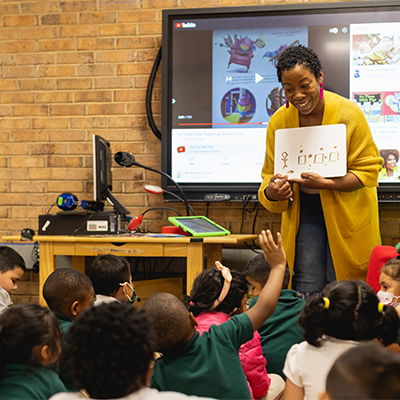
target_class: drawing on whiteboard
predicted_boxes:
[281,151,289,168]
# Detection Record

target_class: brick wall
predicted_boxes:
[0,0,399,246]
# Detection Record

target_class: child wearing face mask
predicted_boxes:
[89,254,138,306]
[378,256,400,307]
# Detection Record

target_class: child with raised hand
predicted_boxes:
[0,246,26,314]
[90,254,138,306]
[321,342,400,400]
[244,254,305,379]
[143,230,286,400]
[0,303,66,399]
[186,266,278,400]
[283,280,400,400]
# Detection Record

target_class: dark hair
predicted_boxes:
[0,246,26,273]
[90,254,131,297]
[326,342,400,399]
[184,267,247,316]
[276,45,322,83]
[379,149,400,167]
[299,280,399,347]
[243,253,290,290]
[0,303,62,378]
[43,268,93,314]
[381,256,400,281]
[67,303,155,399]
[142,292,194,356]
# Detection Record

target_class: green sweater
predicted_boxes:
[250,290,305,379]
[0,363,66,399]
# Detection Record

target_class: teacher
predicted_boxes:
[258,45,383,297]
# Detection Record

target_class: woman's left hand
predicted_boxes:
[289,172,328,190]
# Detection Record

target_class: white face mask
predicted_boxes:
[377,290,400,306]
[119,282,137,304]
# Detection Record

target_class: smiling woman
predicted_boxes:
[378,149,400,180]
[258,45,383,297]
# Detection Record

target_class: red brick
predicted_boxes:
[117,63,153,76]
[21,1,58,14]
[29,194,60,205]
[49,131,86,142]
[77,38,115,50]
[115,89,146,102]
[36,92,72,103]
[47,181,84,192]
[0,106,12,117]
[41,14,78,25]
[0,54,17,66]
[33,117,69,129]
[80,12,117,24]
[120,10,157,22]
[137,23,162,35]
[13,105,49,117]
[61,1,97,12]
[75,90,112,102]
[0,194,28,205]
[19,79,55,91]
[0,80,17,91]
[60,25,97,38]
[65,168,92,180]
[38,39,74,51]
[2,66,36,78]
[0,4,19,14]
[10,155,46,167]
[28,168,66,180]
[38,65,76,78]
[1,40,36,53]
[95,77,133,89]
[21,27,58,39]
[99,24,137,37]
[31,143,67,155]
[0,119,31,131]
[57,78,92,90]
[0,219,29,231]
[95,50,136,63]
[116,37,154,49]
[10,181,46,193]
[108,115,147,129]
[0,169,29,180]
[142,0,179,8]
[88,104,125,115]
[67,142,92,154]
[70,117,108,129]
[47,156,83,168]
[57,52,94,64]
[19,53,55,65]
[4,15,38,27]
[86,130,125,141]
[99,0,138,10]
[0,181,10,193]
[0,207,9,218]
[77,64,115,76]
[50,104,86,116]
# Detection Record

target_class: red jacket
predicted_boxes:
[196,311,271,399]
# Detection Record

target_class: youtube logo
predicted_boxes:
[177,146,185,153]
[175,22,182,28]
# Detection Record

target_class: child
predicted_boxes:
[243,253,305,379]
[321,342,400,400]
[90,254,137,305]
[142,230,286,400]
[186,267,279,400]
[283,280,400,400]
[378,256,400,307]
[0,246,26,313]
[0,303,66,399]
[43,268,95,391]
[49,302,214,400]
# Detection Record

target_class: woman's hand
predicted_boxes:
[289,172,327,190]
[265,174,293,201]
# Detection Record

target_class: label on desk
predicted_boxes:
[76,243,164,257]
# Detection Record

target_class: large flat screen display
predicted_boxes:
[161,1,400,202]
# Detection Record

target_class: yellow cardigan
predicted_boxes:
[258,91,383,285]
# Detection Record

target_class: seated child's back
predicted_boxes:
[43,268,95,390]
[0,303,66,400]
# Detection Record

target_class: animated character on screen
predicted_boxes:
[263,41,300,67]
[378,149,400,181]
[237,93,255,119]
[216,33,265,71]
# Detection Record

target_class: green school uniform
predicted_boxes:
[250,290,305,379]
[53,312,77,391]
[151,313,253,400]
[0,363,67,399]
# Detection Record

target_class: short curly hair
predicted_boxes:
[276,45,322,83]
[67,303,155,399]
[379,149,400,167]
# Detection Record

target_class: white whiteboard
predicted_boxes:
[274,124,347,179]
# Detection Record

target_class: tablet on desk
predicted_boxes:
[168,216,231,237]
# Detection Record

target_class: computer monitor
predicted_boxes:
[92,134,130,215]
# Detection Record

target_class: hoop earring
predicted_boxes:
[286,99,289,108]
[319,82,324,100]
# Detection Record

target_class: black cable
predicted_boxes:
[146,46,162,141]
[46,202,57,214]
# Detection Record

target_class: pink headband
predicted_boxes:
[210,262,232,311]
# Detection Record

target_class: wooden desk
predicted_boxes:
[2,234,257,306]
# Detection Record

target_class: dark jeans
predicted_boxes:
[292,191,336,297]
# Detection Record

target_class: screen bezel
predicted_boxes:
[161,0,400,203]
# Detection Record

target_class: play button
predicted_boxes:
[255,73,263,83]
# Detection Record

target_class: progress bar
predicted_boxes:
[178,122,268,126]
